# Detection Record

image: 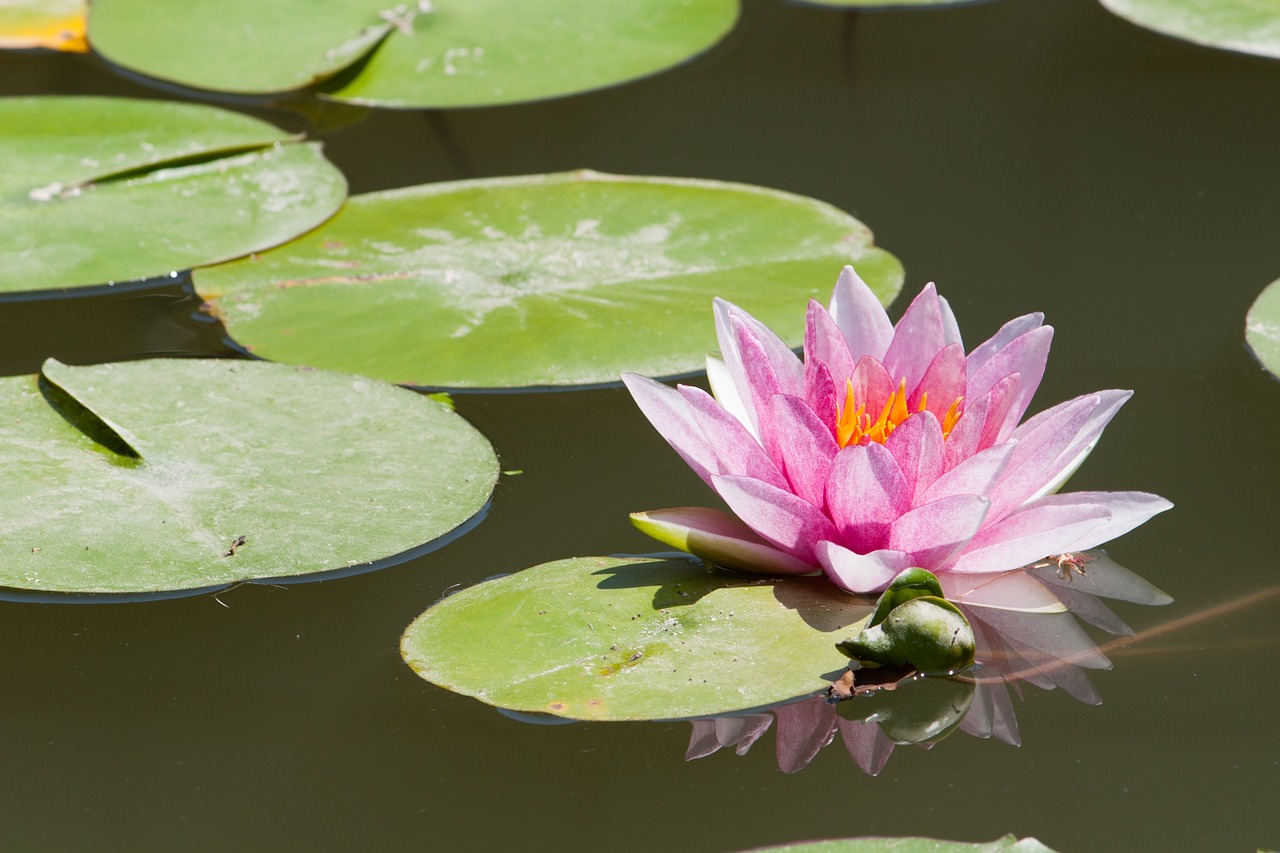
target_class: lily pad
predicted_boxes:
[400,555,873,721]
[196,170,903,389]
[742,837,1056,853]
[0,0,86,51]
[0,358,497,594]
[1097,0,1280,59]
[0,96,347,293]
[1246,276,1280,377]
[793,0,984,7]
[87,0,739,108]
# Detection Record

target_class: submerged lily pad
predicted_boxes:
[87,0,739,108]
[197,170,903,388]
[1246,277,1280,377]
[0,358,497,594]
[401,555,872,721]
[1097,0,1280,59]
[0,97,346,293]
[0,0,86,51]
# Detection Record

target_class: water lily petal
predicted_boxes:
[1034,583,1133,634]
[621,373,720,487]
[712,474,837,564]
[770,393,839,507]
[942,373,1019,467]
[1014,389,1132,504]
[908,342,966,422]
[679,385,787,489]
[884,411,944,503]
[949,500,1113,573]
[804,298,854,390]
[883,283,946,393]
[686,715,773,760]
[966,325,1054,443]
[816,541,912,593]
[942,570,1067,613]
[922,439,1017,505]
[938,294,964,350]
[1024,491,1173,553]
[838,718,897,776]
[630,507,816,575]
[706,354,755,438]
[803,358,839,440]
[967,605,1111,670]
[888,494,990,571]
[825,442,909,553]
[965,311,1044,379]
[773,698,838,774]
[828,265,893,363]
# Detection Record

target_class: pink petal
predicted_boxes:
[772,698,837,774]
[944,373,1020,467]
[883,283,947,392]
[825,442,910,553]
[838,718,897,776]
[706,354,754,438]
[686,716,773,760]
[622,373,719,488]
[965,311,1044,379]
[888,494,990,570]
[711,474,837,565]
[630,507,816,575]
[678,385,787,490]
[1008,389,1132,504]
[966,326,1054,443]
[850,354,895,415]
[1023,491,1172,553]
[922,439,1017,504]
[803,358,839,440]
[815,541,913,593]
[967,606,1111,670]
[942,570,1067,612]
[949,500,1113,573]
[885,410,944,502]
[770,394,840,507]
[827,265,893,363]
[1036,583,1134,635]
[938,294,964,350]
[1027,550,1173,605]
[804,298,854,389]
[908,342,966,423]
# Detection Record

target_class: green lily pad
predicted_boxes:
[742,836,1056,853]
[400,555,873,721]
[0,96,347,293]
[793,0,984,7]
[196,170,903,389]
[1097,0,1280,59]
[0,358,497,595]
[1246,276,1280,377]
[87,0,739,108]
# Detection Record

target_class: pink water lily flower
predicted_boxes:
[623,266,1171,611]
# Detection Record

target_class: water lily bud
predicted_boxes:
[837,596,975,676]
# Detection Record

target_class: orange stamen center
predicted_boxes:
[835,378,963,448]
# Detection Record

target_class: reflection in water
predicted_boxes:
[686,551,1171,774]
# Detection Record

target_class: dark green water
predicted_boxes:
[2,1,1277,850]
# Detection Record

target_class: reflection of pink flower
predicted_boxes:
[624,266,1171,605]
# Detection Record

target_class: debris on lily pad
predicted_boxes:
[0,358,497,595]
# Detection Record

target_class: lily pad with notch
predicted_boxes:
[196,170,903,389]
[0,96,347,293]
[0,358,497,595]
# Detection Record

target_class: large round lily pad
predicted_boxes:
[87,0,739,108]
[401,555,872,721]
[0,97,347,293]
[196,170,904,389]
[1246,276,1280,377]
[0,358,497,594]
[1097,0,1280,59]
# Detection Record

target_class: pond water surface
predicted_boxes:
[2,1,1278,850]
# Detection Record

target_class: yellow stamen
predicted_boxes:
[834,376,963,448]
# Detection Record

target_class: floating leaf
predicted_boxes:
[0,358,497,595]
[400,555,872,721]
[792,0,984,7]
[0,0,86,51]
[87,0,740,108]
[0,96,347,293]
[1246,276,1280,378]
[740,836,1056,853]
[1097,0,1280,59]
[197,170,903,388]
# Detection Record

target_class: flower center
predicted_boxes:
[835,378,963,448]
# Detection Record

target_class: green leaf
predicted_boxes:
[1246,276,1280,378]
[87,0,740,108]
[400,555,874,721]
[0,358,497,595]
[740,836,1056,853]
[791,0,985,7]
[1097,0,1280,59]
[0,96,347,293]
[196,170,903,388]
